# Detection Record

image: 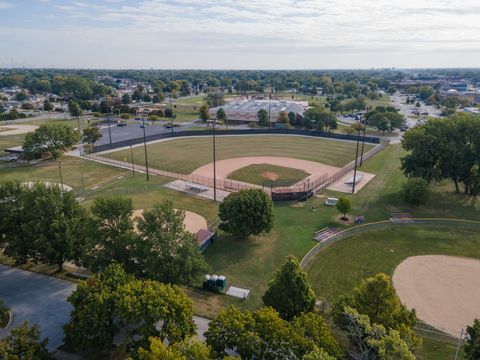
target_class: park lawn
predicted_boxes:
[83,173,219,225]
[227,163,310,187]
[174,95,206,106]
[104,135,373,174]
[0,133,26,151]
[0,156,128,193]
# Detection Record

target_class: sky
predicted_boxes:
[1,0,480,69]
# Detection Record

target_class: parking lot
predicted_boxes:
[0,265,76,350]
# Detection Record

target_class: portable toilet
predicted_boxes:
[216,275,227,290]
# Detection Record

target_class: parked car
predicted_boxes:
[9,154,18,162]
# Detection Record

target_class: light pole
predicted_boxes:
[351,125,362,194]
[142,109,150,181]
[170,93,174,136]
[212,119,217,201]
[106,100,112,145]
[359,106,369,167]
[268,91,272,131]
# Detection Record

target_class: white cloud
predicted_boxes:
[0,1,14,10]
[3,0,480,68]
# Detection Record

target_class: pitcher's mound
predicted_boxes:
[393,255,480,336]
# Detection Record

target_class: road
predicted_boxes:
[0,265,76,350]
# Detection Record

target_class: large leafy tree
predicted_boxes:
[23,124,80,188]
[333,273,420,351]
[262,256,316,320]
[116,279,196,348]
[0,182,87,271]
[0,321,50,360]
[339,306,415,360]
[464,319,480,360]
[216,107,227,128]
[219,189,274,239]
[64,264,196,356]
[82,196,139,273]
[136,201,208,285]
[25,183,88,272]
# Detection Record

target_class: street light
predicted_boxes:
[170,93,174,136]
[142,108,150,181]
[351,123,362,194]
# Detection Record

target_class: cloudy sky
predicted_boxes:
[1,0,480,69]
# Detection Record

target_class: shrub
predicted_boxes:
[401,178,428,206]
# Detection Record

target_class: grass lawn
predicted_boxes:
[104,135,373,174]
[227,163,310,187]
[0,156,128,193]
[0,133,26,152]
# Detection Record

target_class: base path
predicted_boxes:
[0,125,38,136]
[393,255,480,336]
[191,156,339,185]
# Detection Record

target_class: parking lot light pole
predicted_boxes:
[142,109,150,181]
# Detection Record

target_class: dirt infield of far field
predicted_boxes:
[191,156,340,185]
[0,125,38,135]
[132,209,207,234]
[393,255,480,336]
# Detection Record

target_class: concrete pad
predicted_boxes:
[327,170,375,194]
[164,179,231,202]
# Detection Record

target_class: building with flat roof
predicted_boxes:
[209,99,308,123]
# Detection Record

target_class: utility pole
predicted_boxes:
[352,126,362,194]
[268,91,272,131]
[106,100,112,145]
[142,109,150,181]
[170,93,174,135]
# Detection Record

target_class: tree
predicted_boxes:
[15,92,27,101]
[43,99,53,111]
[339,306,415,360]
[206,92,225,107]
[23,124,80,188]
[68,100,83,134]
[137,337,214,360]
[116,279,196,348]
[401,178,428,207]
[0,321,50,360]
[334,273,420,352]
[64,264,133,354]
[205,306,298,359]
[288,111,297,126]
[292,312,341,359]
[216,107,227,128]
[64,264,196,356]
[199,104,209,122]
[82,125,102,148]
[415,101,421,108]
[122,93,132,104]
[219,189,274,238]
[464,319,480,360]
[336,197,351,220]
[302,347,337,360]
[26,184,88,272]
[278,111,289,124]
[262,256,316,320]
[257,108,269,127]
[82,196,140,274]
[136,201,208,285]
[0,298,9,324]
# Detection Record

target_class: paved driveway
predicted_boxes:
[0,265,76,350]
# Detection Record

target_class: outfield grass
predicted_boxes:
[104,135,373,174]
[0,156,127,192]
[305,225,480,301]
[227,163,310,187]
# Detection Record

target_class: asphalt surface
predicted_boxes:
[97,120,198,145]
[0,265,76,350]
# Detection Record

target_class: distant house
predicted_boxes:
[209,99,308,123]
